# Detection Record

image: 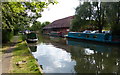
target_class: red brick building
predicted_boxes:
[43,16,74,35]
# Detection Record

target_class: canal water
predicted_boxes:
[28,34,120,73]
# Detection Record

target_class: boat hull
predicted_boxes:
[67,32,120,44]
[26,39,38,43]
[26,33,38,43]
[49,33,64,37]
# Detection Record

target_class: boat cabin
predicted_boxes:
[26,33,38,43]
[67,32,120,44]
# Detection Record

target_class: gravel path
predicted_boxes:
[2,46,16,73]
[2,36,19,74]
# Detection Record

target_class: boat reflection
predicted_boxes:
[66,39,120,73]
[29,34,120,73]
[67,39,112,52]
[29,44,37,52]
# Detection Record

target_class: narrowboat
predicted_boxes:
[66,32,120,44]
[26,33,38,43]
[49,32,64,37]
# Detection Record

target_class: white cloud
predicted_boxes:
[32,43,76,73]
[37,0,79,22]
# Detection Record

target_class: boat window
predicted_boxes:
[104,34,110,40]
[93,35,97,38]
[71,33,75,36]
[78,34,81,37]
[74,34,77,36]
[86,35,89,38]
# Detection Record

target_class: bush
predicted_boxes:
[19,34,26,41]
[111,24,120,35]
[13,29,19,35]
[2,29,13,43]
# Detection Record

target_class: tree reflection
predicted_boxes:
[35,34,120,73]
[67,39,120,73]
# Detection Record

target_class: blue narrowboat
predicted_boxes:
[67,32,120,44]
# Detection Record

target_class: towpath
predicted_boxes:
[1,36,20,74]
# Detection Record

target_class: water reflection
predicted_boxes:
[29,45,37,52]
[67,39,120,73]
[67,39,112,52]
[29,34,120,73]
[32,43,76,73]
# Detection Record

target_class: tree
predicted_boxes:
[29,21,42,31]
[2,1,57,42]
[71,1,120,34]
[29,21,50,31]
[2,1,57,30]
[104,2,120,35]
[41,21,51,28]
[92,2,107,33]
[71,2,92,31]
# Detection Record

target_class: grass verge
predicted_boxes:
[11,41,41,74]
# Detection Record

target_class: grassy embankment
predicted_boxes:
[11,41,42,74]
[2,35,42,74]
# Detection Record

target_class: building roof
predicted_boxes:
[43,16,74,29]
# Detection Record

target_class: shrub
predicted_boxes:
[2,29,13,43]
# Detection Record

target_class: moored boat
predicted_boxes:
[49,32,64,37]
[26,33,38,43]
[66,32,120,44]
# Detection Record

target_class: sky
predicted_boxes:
[36,0,79,23]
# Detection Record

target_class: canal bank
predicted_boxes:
[11,41,42,74]
[27,41,43,74]
[2,36,42,74]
